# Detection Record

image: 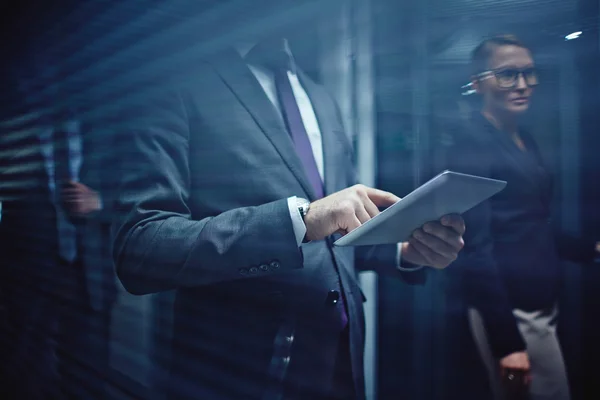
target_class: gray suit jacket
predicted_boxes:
[112,49,424,400]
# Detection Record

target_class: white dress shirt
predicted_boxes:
[244,57,409,269]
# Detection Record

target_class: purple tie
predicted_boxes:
[274,70,324,199]
[274,68,348,330]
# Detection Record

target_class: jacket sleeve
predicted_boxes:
[111,90,303,295]
[442,126,525,358]
[355,244,427,284]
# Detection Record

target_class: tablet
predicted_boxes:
[333,170,506,247]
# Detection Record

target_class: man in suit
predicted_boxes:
[39,116,118,399]
[111,33,466,399]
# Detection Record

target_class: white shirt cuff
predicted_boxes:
[396,243,424,271]
[287,196,307,247]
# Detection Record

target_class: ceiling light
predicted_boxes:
[565,31,582,40]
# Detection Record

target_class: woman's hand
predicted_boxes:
[499,351,531,386]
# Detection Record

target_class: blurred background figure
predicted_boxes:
[0,38,118,397]
[46,115,118,399]
[0,103,118,399]
[434,35,599,400]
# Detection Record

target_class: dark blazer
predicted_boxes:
[111,49,423,400]
[76,119,119,312]
[0,113,117,312]
[437,112,596,358]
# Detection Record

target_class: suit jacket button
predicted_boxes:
[249,267,259,274]
[270,261,281,269]
[239,268,248,275]
[259,264,269,272]
[326,290,340,305]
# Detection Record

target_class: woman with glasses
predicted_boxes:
[438,35,600,400]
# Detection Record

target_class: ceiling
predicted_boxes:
[373,0,582,63]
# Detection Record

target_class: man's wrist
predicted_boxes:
[296,197,310,219]
[296,197,311,243]
[397,242,424,272]
[397,261,424,272]
[287,196,308,247]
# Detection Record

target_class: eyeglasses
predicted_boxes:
[477,67,539,89]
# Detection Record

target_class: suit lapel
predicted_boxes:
[298,71,346,196]
[211,50,317,200]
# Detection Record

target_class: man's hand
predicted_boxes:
[303,184,400,242]
[60,180,102,216]
[401,214,465,269]
[500,351,531,386]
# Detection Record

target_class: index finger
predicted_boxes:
[363,187,401,208]
[440,214,465,235]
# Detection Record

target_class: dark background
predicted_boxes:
[1,0,598,399]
